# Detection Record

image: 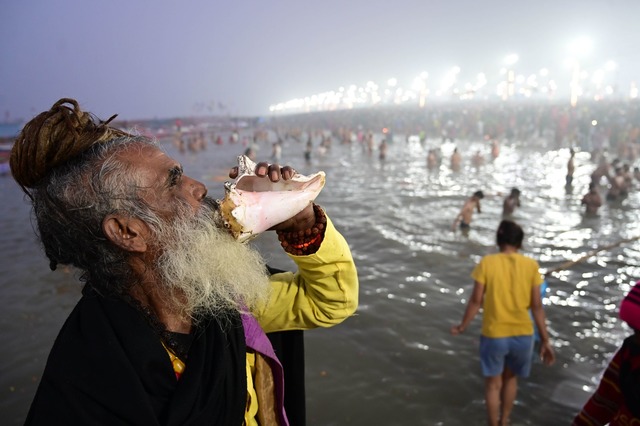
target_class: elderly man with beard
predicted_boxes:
[12,99,359,426]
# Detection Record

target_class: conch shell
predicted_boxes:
[218,155,326,242]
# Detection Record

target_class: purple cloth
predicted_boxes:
[242,313,289,426]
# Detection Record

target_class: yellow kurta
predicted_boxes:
[244,213,359,424]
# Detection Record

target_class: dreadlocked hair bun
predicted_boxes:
[10,98,130,196]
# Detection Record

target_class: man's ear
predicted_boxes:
[102,214,149,253]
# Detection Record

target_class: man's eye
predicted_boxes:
[169,167,182,187]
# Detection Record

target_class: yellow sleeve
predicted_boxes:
[470,257,486,285]
[254,214,359,333]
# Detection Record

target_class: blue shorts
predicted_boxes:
[479,335,534,378]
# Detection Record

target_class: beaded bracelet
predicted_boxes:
[276,204,327,255]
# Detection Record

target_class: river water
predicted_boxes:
[1,129,639,425]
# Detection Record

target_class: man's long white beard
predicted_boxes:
[154,200,271,321]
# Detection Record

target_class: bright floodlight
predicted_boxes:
[504,54,519,66]
[592,69,604,85]
[442,70,457,89]
[605,60,617,71]
[412,76,426,91]
[387,78,398,87]
[568,37,593,57]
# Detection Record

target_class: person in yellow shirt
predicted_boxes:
[451,220,555,426]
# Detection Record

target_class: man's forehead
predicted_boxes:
[118,145,178,168]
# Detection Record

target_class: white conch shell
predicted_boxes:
[218,155,326,242]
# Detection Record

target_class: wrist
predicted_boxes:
[276,204,326,255]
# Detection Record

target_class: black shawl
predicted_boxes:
[620,334,640,418]
[25,292,246,425]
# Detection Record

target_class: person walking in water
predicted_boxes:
[452,190,484,231]
[451,220,555,426]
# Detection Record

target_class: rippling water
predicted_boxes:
[2,132,639,425]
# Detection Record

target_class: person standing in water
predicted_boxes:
[427,148,438,170]
[271,141,282,162]
[566,148,576,187]
[452,190,484,231]
[582,182,603,215]
[243,146,257,161]
[304,137,313,165]
[451,220,555,426]
[502,188,521,216]
[451,147,462,171]
[491,139,500,160]
[472,150,485,168]
[379,139,388,161]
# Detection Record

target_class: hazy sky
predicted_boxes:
[1,0,639,121]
